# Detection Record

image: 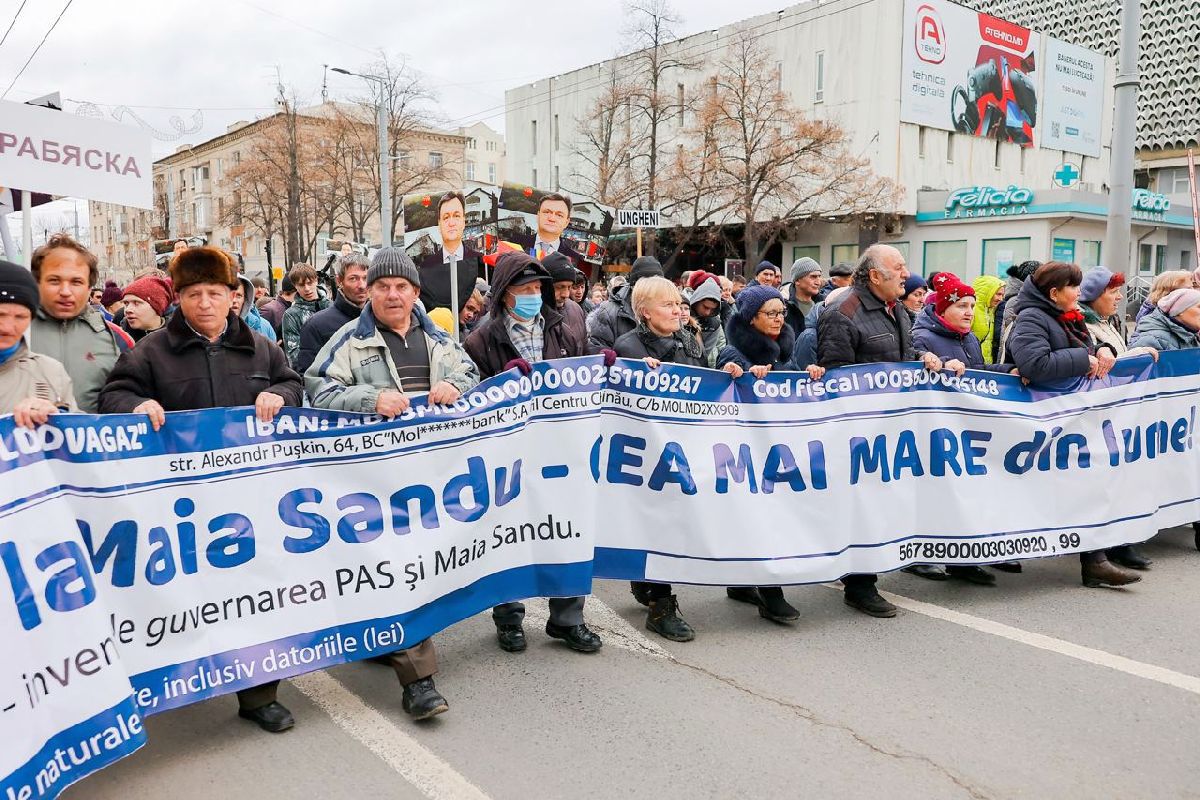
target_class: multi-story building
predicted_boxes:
[507,0,1192,280]
[969,0,1200,273]
[458,121,506,186]
[90,102,470,282]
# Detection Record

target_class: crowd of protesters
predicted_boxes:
[3,189,1200,731]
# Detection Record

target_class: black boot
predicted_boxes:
[646,595,695,642]
[843,587,897,618]
[946,565,997,586]
[495,623,526,652]
[725,586,761,605]
[631,583,652,607]
[1192,522,1199,552]
[903,564,948,581]
[990,561,1023,573]
[401,677,448,720]
[238,701,295,733]
[1108,544,1152,570]
[756,587,800,623]
[1081,558,1141,588]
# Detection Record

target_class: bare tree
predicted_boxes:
[568,67,643,208]
[664,30,903,267]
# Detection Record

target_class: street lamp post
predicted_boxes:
[1105,0,1142,282]
[331,67,391,248]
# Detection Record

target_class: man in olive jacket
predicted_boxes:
[98,247,302,734]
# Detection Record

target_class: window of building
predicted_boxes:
[554,115,560,150]
[554,166,560,190]
[677,83,685,121]
[1081,240,1102,267]
[232,151,241,164]
[890,242,911,262]
[981,237,1031,277]
[1158,167,1191,194]
[993,139,1001,169]
[467,137,476,150]
[791,245,820,264]
[815,51,825,103]
[1180,250,1193,270]
[1138,243,1167,274]
[922,240,969,278]
[1051,237,1076,262]
[918,126,926,158]
[532,168,538,187]
[531,120,538,155]
[466,161,475,180]
[946,133,955,163]
[429,152,443,169]
[831,243,859,265]
[488,162,496,183]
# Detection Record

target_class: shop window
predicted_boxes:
[1081,241,1102,268]
[890,242,910,262]
[1051,238,1076,262]
[1182,250,1194,270]
[791,245,820,264]
[981,238,1031,277]
[918,127,926,158]
[831,243,859,265]
[923,240,969,278]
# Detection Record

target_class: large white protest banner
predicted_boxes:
[0,101,153,208]
[3,352,1199,798]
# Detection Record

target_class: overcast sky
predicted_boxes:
[2,0,788,245]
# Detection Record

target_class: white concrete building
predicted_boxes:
[506,0,1190,280]
[458,121,506,187]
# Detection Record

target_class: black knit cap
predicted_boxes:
[0,259,39,313]
[542,251,577,283]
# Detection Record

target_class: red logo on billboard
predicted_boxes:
[978,13,1030,53]
[914,3,946,64]
[420,195,431,207]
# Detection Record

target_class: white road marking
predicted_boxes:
[516,596,673,660]
[874,588,1200,696]
[291,671,492,800]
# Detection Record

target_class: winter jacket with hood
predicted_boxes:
[716,310,797,372]
[293,291,364,376]
[0,343,78,414]
[306,301,479,413]
[464,256,585,378]
[98,310,302,414]
[817,283,919,369]
[281,289,331,365]
[586,283,638,353]
[689,278,726,367]
[970,275,1004,364]
[29,304,133,413]
[1006,278,1092,384]
[911,305,1012,371]
[1129,309,1200,352]
[237,275,277,342]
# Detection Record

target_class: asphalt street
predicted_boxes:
[67,524,1200,799]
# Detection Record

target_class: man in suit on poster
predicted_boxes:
[417,191,482,314]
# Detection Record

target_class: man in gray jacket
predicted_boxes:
[28,234,132,412]
[306,247,478,721]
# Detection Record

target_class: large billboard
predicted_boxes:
[1040,37,1106,158]
[900,0,1040,147]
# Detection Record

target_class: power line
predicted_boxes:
[1,0,75,101]
[0,0,30,52]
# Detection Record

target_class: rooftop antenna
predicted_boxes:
[321,64,329,103]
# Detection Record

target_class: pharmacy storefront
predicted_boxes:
[898,185,1195,279]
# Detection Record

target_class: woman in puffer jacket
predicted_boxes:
[715,284,825,624]
[1007,261,1144,589]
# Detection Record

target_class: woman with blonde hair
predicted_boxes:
[1136,270,1193,322]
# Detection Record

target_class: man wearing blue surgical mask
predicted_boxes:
[465,250,610,655]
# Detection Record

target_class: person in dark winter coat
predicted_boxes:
[259,275,295,338]
[464,250,606,657]
[791,286,850,370]
[615,276,741,643]
[541,251,589,347]
[281,263,331,365]
[119,274,173,343]
[1006,261,1144,590]
[293,254,370,375]
[996,260,1041,362]
[817,245,946,619]
[586,255,663,352]
[1130,288,1200,352]
[97,247,302,734]
[906,273,1017,584]
[714,284,825,624]
[815,261,854,301]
